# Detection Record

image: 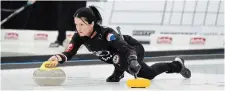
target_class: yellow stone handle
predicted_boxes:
[39,61,60,70]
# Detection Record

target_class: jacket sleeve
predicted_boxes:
[105,28,137,62]
[57,33,83,64]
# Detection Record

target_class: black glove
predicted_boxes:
[127,55,141,75]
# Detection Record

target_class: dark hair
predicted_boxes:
[73,6,102,25]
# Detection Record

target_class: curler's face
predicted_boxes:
[74,17,94,37]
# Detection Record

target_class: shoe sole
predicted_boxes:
[175,57,191,78]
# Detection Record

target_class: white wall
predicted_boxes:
[88,0,224,51]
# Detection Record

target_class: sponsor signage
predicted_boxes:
[34,33,48,40]
[190,37,206,44]
[5,32,19,40]
[157,36,172,44]
[133,30,155,36]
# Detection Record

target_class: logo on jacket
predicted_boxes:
[93,50,110,56]
[106,33,116,41]
[93,50,112,61]
[112,54,120,64]
[65,44,74,52]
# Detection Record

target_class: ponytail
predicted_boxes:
[73,6,102,25]
[89,6,102,25]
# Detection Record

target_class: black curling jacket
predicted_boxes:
[58,25,140,64]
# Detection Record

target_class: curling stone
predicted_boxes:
[126,74,151,88]
[32,61,66,86]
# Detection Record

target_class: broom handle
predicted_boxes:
[1,1,35,25]
[134,74,137,79]
[116,26,124,40]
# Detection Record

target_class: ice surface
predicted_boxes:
[1,59,224,91]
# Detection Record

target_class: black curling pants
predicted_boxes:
[109,44,182,80]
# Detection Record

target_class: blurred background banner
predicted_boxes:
[1,0,224,59]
